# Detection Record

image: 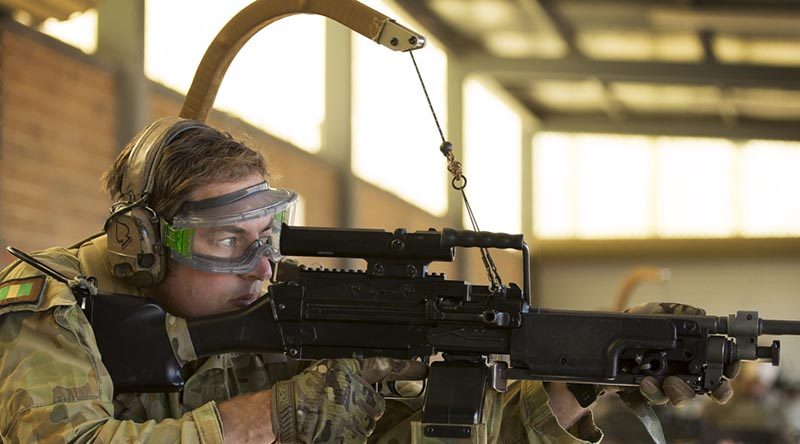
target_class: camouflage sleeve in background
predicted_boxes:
[0,252,224,443]
[497,381,602,444]
[623,301,706,316]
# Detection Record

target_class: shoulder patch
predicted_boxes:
[0,276,45,306]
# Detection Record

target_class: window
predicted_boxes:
[533,133,800,238]
[655,138,736,237]
[739,140,800,236]
[463,78,521,234]
[39,9,97,53]
[292,195,306,227]
[145,1,325,151]
[352,0,448,216]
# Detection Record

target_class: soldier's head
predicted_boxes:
[103,118,297,317]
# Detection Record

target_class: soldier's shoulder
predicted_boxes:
[0,247,81,315]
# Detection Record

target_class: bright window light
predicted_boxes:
[532,134,763,240]
[739,140,800,236]
[352,0,448,216]
[463,78,521,233]
[145,1,324,152]
[292,195,306,227]
[40,9,97,54]
[533,133,575,237]
[574,134,653,238]
[656,138,737,237]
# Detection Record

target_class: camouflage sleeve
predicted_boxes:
[0,272,224,443]
[496,381,602,444]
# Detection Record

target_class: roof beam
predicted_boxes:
[698,29,717,63]
[391,0,482,56]
[461,56,800,90]
[520,0,579,55]
[541,115,800,141]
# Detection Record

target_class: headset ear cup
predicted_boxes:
[106,207,166,288]
[106,117,205,286]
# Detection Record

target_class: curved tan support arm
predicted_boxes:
[179,0,426,121]
[613,266,671,312]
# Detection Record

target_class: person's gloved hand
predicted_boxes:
[625,302,741,406]
[270,358,427,443]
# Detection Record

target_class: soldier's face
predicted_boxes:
[146,174,273,318]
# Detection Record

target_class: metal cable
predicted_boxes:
[409,51,503,290]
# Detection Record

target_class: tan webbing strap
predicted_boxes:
[180,0,424,122]
[618,391,667,444]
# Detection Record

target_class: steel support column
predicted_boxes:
[321,20,354,229]
[96,0,147,149]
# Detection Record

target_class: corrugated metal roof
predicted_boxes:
[394,0,800,141]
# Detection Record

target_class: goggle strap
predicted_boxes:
[178,182,269,212]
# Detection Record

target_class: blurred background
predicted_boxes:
[1,1,800,441]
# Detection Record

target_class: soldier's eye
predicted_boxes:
[217,237,236,248]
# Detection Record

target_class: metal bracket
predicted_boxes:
[375,19,426,51]
[729,311,759,359]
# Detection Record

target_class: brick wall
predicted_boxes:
[0,20,116,265]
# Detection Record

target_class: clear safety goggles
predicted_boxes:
[162,182,297,273]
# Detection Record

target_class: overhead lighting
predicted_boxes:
[649,7,800,35]
[529,80,605,111]
[578,31,702,62]
[611,83,721,113]
[430,0,523,32]
[716,35,800,67]
[483,31,565,58]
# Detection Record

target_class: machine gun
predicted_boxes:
[84,224,800,440]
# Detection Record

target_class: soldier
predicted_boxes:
[0,117,730,443]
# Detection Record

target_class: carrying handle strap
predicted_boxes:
[180,0,425,121]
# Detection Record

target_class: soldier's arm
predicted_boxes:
[543,382,590,431]
[495,381,602,444]
[0,252,249,443]
[217,391,276,442]
[0,294,235,442]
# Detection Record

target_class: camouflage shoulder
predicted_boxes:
[0,247,82,315]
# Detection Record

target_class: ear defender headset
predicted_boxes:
[105,117,208,288]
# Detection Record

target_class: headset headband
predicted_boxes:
[119,117,207,205]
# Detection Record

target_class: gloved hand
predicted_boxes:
[270,358,427,443]
[625,302,741,406]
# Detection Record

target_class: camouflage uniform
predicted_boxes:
[0,235,601,443]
